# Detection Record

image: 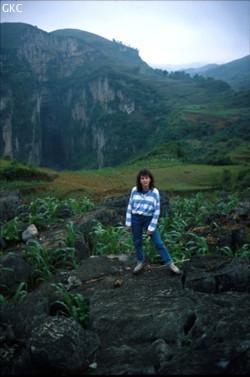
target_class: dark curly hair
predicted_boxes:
[136,169,155,192]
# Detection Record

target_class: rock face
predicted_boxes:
[1,253,249,375]
[0,189,22,221]
[0,189,249,375]
[1,23,238,171]
[0,23,152,170]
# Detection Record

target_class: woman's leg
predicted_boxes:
[131,215,145,263]
[150,228,172,265]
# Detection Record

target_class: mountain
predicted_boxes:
[150,62,219,71]
[0,22,249,170]
[181,56,250,92]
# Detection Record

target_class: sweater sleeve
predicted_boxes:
[125,188,134,227]
[148,189,161,232]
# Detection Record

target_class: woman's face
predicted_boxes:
[140,175,151,189]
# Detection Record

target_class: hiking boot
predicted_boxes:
[169,263,181,275]
[133,262,144,274]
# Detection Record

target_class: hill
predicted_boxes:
[182,55,250,91]
[0,22,249,170]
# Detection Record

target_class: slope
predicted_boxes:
[183,55,250,91]
[0,23,249,171]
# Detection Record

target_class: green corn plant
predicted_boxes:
[22,239,54,281]
[221,244,250,258]
[142,232,161,263]
[179,334,192,346]
[52,246,80,269]
[65,221,77,248]
[0,264,15,299]
[49,283,89,327]
[51,222,82,249]
[219,246,235,256]
[0,217,22,241]
[235,243,250,258]
[11,282,28,303]
[29,196,60,220]
[28,213,48,230]
[90,222,133,255]
[64,197,94,214]
[0,281,28,303]
[186,233,210,256]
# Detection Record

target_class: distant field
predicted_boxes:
[151,164,241,191]
[1,158,247,203]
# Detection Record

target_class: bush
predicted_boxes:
[0,164,55,181]
[236,168,250,189]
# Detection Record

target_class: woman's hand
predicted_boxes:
[126,227,132,232]
[147,231,153,236]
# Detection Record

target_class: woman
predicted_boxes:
[125,169,181,275]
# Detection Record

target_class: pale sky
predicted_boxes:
[1,0,249,68]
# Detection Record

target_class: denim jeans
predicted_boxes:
[131,214,172,265]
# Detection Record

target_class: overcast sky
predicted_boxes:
[1,0,249,68]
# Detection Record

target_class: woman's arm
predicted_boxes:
[125,188,135,228]
[147,189,161,232]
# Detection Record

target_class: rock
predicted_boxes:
[29,316,100,373]
[1,253,249,375]
[0,189,22,221]
[0,192,249,375]
[74,233,91,260]
[74,207,122,239]
[22,224,38,242]
[56,204,75,219]
[184,255,250,293]
[0,253,33,296]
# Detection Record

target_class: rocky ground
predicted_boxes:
[0,189,249,375]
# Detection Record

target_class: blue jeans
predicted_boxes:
[131,214,172,265]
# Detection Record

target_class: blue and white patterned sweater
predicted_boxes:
[125,187,161,232]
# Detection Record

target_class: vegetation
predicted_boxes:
[48,282,89,327]
[1,186,249,323]
[89,191,249,264]
[1,155,249,203]
[1,23,249,171]
[0,159,56,182]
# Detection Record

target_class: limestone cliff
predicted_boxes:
[0,23,151,169]
[1,23,239,170]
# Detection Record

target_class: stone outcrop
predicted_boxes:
[0,189,23,221]
[0,23,151,170]
[1,253,249,375]
[0,189,249,375]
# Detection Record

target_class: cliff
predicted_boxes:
[1,23,246,170]
[0,23,153,169]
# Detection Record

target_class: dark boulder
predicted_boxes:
[0,189,22,221]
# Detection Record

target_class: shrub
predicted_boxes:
[0,217,22,242]
[0,164,55,181]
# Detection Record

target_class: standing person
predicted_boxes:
[125,169,181,275]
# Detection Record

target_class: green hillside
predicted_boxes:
[0,23,249,171]
[51,28,149,72]
[183,55,250,91]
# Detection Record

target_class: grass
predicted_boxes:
[1,189,249,307]
[1,157,248,204]
[183,106,249,117]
